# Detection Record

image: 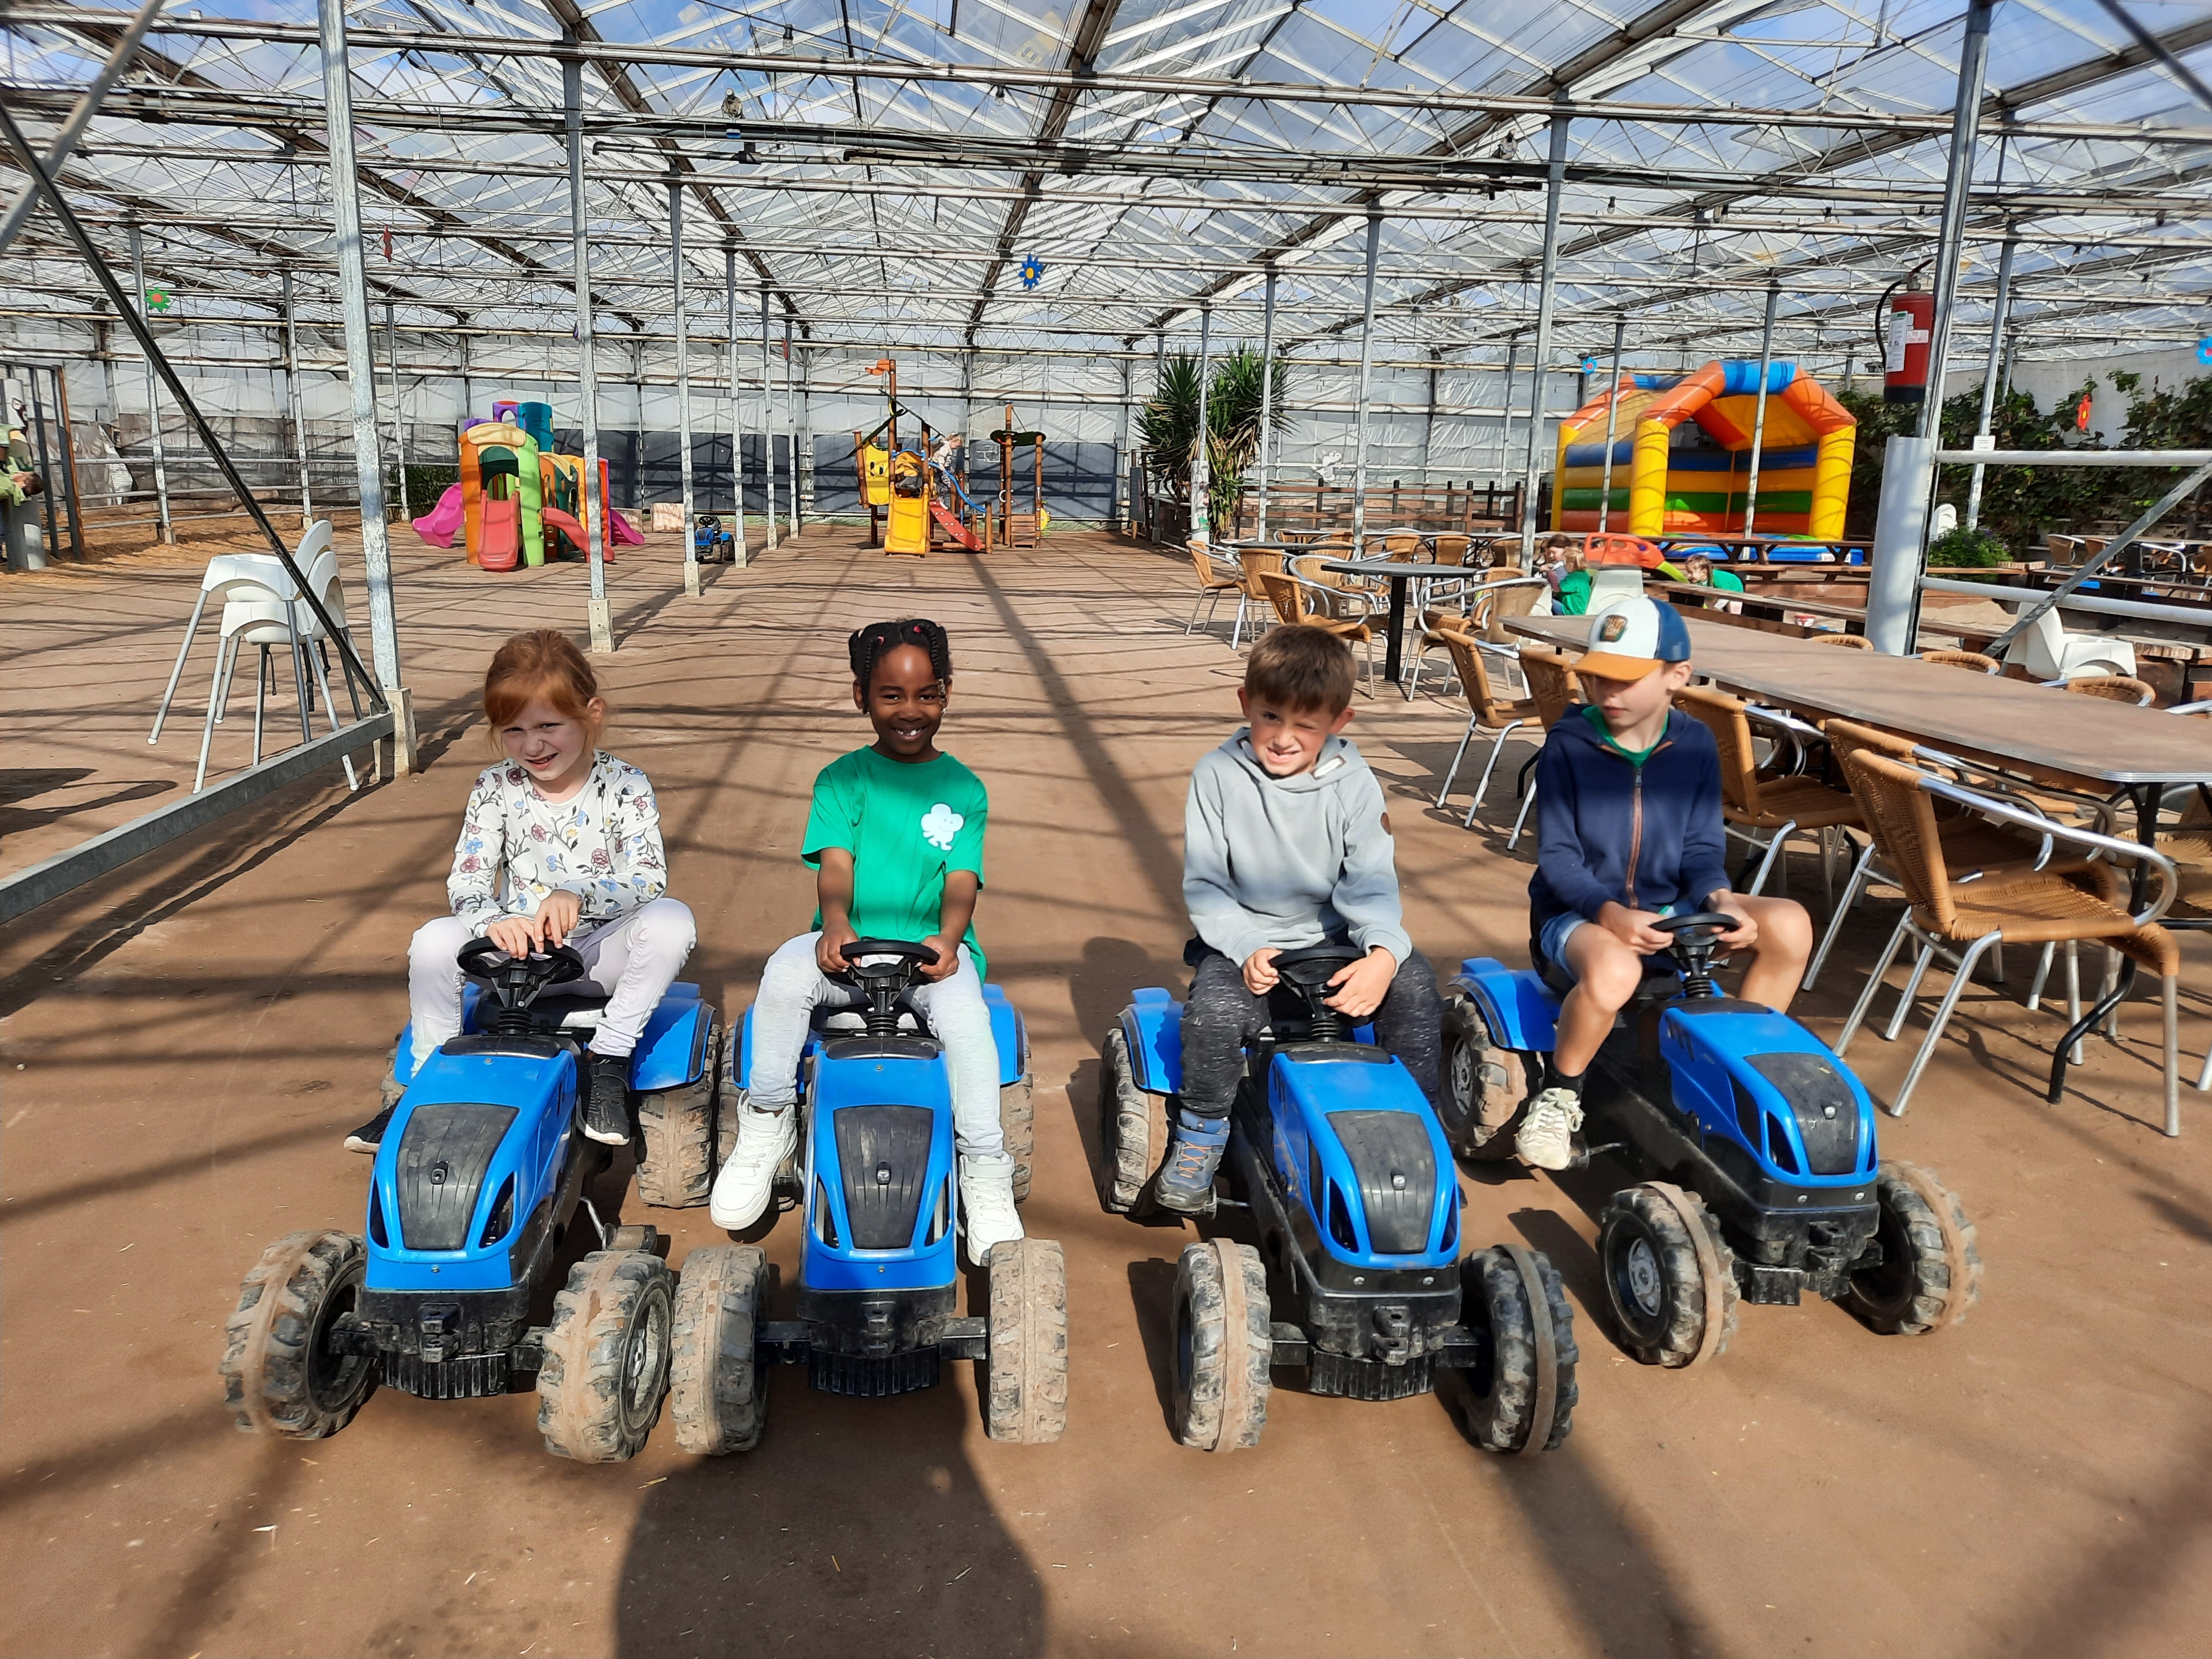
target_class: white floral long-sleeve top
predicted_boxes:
[447,752,669,932]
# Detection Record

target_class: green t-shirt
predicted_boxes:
[1557,568,1594,615]
[1580,704,1663,766]
[802,746,989,977]
[1710,567,1746,592]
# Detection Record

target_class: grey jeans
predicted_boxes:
[745,931,1005,1159]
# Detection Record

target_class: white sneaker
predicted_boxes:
[1515,1087,1584,1172]
[709,1100,796,1230]
[959,1151,1025,1268]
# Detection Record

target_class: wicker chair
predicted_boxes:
[2064,674,2157,707]
[1183,541,1244,637]
[1805,718,2099,992]
[1409,576,1544,696]
[1431,533,1472,564]
[1809,631,1875,650]
[1500,648,1585,848]
[1433,624,1542,825]
[1231,549,1284,650]
[1835,748,2183,1130]
[1677,684,1865,900]
[1256,569,1377,694]
[1381,530,1430,561]
[1921,648,2001,674]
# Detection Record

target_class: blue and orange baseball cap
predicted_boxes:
[1576,595,1693,681]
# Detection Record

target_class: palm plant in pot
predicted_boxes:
[1138,347,1291,538]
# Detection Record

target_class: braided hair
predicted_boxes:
[848,617,953,690]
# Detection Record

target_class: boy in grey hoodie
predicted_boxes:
[1155,625,1444,1211]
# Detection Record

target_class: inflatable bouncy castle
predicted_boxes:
[1552,362,1855,540]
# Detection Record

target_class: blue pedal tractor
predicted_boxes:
[220,940,723,1460]
[1099,945,1577,1454]
[667,940,1066,1455]
[1444,913,1980,1368]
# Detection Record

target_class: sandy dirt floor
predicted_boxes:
[4,524,2211,1659]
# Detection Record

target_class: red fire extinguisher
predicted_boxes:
[1879,279,1934,404]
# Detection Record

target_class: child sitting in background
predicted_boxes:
[349,630,694,1154]
[1517,596,1809,1170]
[1155,625,1443,1211]
[711,618,1022,1264]
[1540,536,1593,616]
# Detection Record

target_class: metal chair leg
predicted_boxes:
[251,644,270,766]
[1883,940,1939,1043]
[1837,908,1914,1054]
[1462,723,1524,830]
[1746,821,1797,897]
[150,586,212,744]
[1435,714,1480,809]
[2162,973,2180,1136]
[1229,592,1249,650]
[1507,775,1540,849]
[2026,942,2056,1011]
[307,637,361,791]
[1888,930,2004,1117]
[1803,837,1879,992]
[194,633,239,792]
[2066,942,2083,1065]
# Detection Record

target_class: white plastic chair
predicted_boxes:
[1588,564,1645,609]
[2002,604,2137,681]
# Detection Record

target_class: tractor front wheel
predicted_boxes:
[1840,1162,1981,1335]
[1169,1239,1271,1452]
[538,1249,674,1463]
[668,1243,769,1454]
[635,1015,721,1209]
[1598,1183,1739,1368]
[1459,1244,1578,1453]
[985,1237,1068,1443]
[220,1230,377,1440]
[1098,1029,1168,1214]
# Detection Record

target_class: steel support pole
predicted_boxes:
[759,288,779,550]
[562,54,613,653]
[1115,352,1133,532]
[1965,231,2018,530]
[1742,281,1780,539]
[669,180,698,596]
[1596,315,1626,533]
[385,301,409,518]
[127,223,173,544]
[458,330,472,421]
[1521,104,1570,564]
[283,268,311,525]
[1351,207,1382,550]
[724,245,749,565]
[1497,338,1519,485]
[1421,349,1440,483]
[1256,266,1278,542]
[50,364,86,560]
[1191,304,1213,545]
[316,0,411,767]
[785,317,802,535]
[1904,0,1996,641]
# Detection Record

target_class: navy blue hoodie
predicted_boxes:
[1527,705,1731,933]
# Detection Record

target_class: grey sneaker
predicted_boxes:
[1515,1087,1584,1171]
[581,1052,633,1146]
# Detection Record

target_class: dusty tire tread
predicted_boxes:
[669,1244,768,1454]
[1099,1029,1169,1214]
[1841,1161,1982,1336]
[635,1015,721,1209]
[1598,1185,1739,1369]
[218,1229,375,1441]
[1170,1240,1271,1452]
[537,1250,674,1464]
[1000,1077,1035,1204]
[1463,1245,1580,1452]
[1441,994,1529,1161]
[985,1238,1068,1444]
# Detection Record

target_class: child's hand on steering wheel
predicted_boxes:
[484,914,541,958]
[816,921,859,977]
[1323,946,1398,1020]
[1708,891,1760,950]
[915,934,959,981]
[533,890,582,948]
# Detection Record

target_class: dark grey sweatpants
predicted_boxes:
[1178,943,1443,1120]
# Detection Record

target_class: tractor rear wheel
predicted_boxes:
[1098,1029,1168,1214]
[668,1243,769,1454]
[635,1015,721,1209]
[1169,1239,1270,1452]
[220,1230,377,1439]
[1441,994,1530,1161]
[1598,1183,1739,1368]
[1840,1162,1981,1335]
[1000,1076,1035,1203]
[1459,1244,1578,1453]
[985,1238,1068,1443]
[538,1249,674,1463]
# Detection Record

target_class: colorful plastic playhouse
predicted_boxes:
[1552,362,1855,541]
[852,357,988,554]
[414,398,645,566]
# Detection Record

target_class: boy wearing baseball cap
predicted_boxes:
[1514,595,1812,1170]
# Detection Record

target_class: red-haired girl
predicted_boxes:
[345,629,695,1152]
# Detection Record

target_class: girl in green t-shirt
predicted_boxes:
[710,619,1022,1264]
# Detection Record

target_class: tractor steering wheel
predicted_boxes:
[1271,942,1363,992]
[839,938,941,986]
[1650,911,1736,998]
[1650,911,1736,946]
[456,936,588,985]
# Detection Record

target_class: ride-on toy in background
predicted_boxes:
[669,940,1064,1455]
[1443,914,1980,1368]
[221,941,722,1460]
[1098,944,1578,1455]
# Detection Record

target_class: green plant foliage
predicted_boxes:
[397,463,460,508]
[1927,525,2009,567]
[1138,347,1291,533]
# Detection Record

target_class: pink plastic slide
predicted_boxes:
[411,483,465,547]
[607,508,645,546]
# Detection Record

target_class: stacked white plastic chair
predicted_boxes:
[148,519,362,792]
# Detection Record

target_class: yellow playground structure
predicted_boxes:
[852,357,988,555]
[1552,361,1855,540]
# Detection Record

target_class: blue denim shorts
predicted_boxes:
[1538,902,1692,982]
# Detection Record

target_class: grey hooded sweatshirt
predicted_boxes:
[1183,729,1413,967]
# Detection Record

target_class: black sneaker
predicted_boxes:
[581,1052,632,1146]
[344,1105,393,1154]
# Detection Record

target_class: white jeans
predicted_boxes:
[408,898,696,1070]
[748,930,1003,1159]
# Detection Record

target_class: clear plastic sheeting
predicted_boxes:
[2,0,2209,497]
